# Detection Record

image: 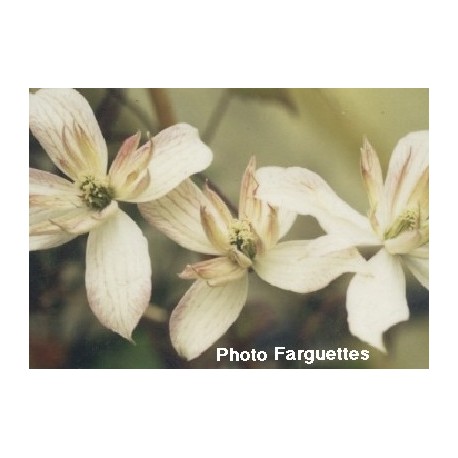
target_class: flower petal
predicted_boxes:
[30,234,79,251]
[403,244,429,289]
[256,166,378,246]
[360,137,389,232]
[30,168,83,227]
[138,179,222,255]
[346,248,409,352]
[134,123,212,202]
[384,131,429,223]
[29,168,111,243]
[179,256,246,286]
[29,89,108,180]
[254,236,366,293]
[108,133,153,201]
[200,205,230,252]
[31,201,118,236]
[85,210,152,340]
[170,275,248,360]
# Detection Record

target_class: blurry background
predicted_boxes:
[29,88,429,369]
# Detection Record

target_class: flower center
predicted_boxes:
[79,176,113,210]
[229,219,258,260]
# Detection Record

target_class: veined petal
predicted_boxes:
[108,133,153,201]
[239,156,259,221]
[201,206,230,252]
[170,275,248,360]
[30,168,83,227]
[403,244,429,289]
[256,166,378,246]
[30,89,108,180]
[85,210,152,341]
[384,131,429,223]
[239,158,296,247]
[30,168,78,196]
[135,123,212,202]
[361,137,388,231]
[203,184,233,227]
[30,201,118,236]
[179,256,246,286]
[30,233,79,251]
[138,179,221,255]
[346,248,409,352]
[254,236,366,293]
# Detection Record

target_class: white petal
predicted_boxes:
[135,123,212,202]
[403,245,429,289]
[29,88,108,180]
[30,234,78,251]
[384,131,429,223]
[108,133,153,201]
[85,210,152,340]
[29,168,104,243]
[256,166,378,246]
[31,201,118,236]
[277,208,297,240]
[139,179,221,255]
[179,256,246,286]
[346,249,409,352]
[254,236,366,293]
[30,167,78,196]
[170,275,248,360]
[30,168,83,228]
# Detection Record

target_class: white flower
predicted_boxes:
[256,131,429,351]
[139,157,365,360]
[29,88,212,340]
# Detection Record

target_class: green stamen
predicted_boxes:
[229,219,258,260]
[79,176,113,210]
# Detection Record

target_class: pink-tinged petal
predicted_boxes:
[254,236,366,293]
[135,123,212,202]
[239,156,259,221]
[239,158,295,248]
[256,166,378,246]
[30,201,118,236]
[30,234,79,251]
[255,167,297,239]
[179,256,246,286]
[203,184,233,227]
[200,206,230,252]
[170,275,248,360]
[138,179,221,255]
[29,168,103,243]
[361,137,384,209]
[346,248,409,352]
[30,168,83,227]
[360,137,388,231]
[29,168,77,196]
[29,89,108,180]
[85,210,152,340]
[108,134,153,201]
[384,131,429,223]
[403,245,429,289]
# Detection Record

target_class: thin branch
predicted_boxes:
[107,88,154,132]
[148,89,177,129]
[202,89,231,144]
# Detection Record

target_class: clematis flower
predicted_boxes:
[29,88,212,340]
[139,157,365,360]
[256,131,429,351]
